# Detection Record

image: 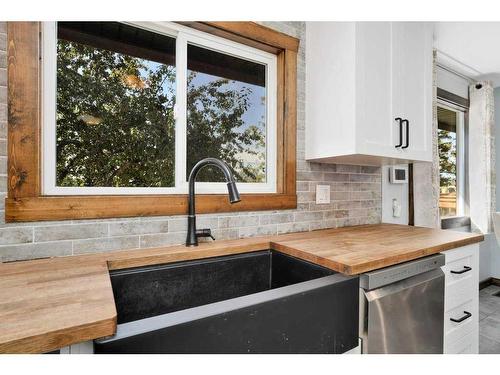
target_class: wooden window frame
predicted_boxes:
[5,22,299,222]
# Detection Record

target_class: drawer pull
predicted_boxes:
[450,266,472,274]
[450,311,472,323]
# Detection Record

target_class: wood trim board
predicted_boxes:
[5,194,297,222]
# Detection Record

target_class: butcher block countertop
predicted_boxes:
[0,224,483,353]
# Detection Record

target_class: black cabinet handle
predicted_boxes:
[450,266,472,274]
[450,311,472,323]
[395,118,403,148]
[401,119,409,149]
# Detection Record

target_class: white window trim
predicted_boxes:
[41,21,277,195]
[437,100,466,218]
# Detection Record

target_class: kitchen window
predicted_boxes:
[42,21,277,195]
[6,22,298,222]
[437,102,466,219]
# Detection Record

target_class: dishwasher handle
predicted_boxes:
[450,311,472,323]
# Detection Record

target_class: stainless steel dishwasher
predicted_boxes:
[359,254,445,354]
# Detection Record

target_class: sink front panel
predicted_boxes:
[111,251,271,324]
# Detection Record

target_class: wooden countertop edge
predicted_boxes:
[0,315,117,354]
[270,241,349,273]
[106,241,273,271]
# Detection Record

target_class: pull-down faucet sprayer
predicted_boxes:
[186,158,240,246]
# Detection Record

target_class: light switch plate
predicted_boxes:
[316,184,331,204]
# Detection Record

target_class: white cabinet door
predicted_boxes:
[392,22,433,162]
[355,22,396,158]
[305,21,433,164]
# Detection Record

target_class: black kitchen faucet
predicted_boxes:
[186,158,240,246]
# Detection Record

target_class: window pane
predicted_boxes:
[56,22,176,187]
[186,44,267,182]
[438,106,458,217]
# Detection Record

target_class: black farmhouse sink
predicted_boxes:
[94,250,359,354]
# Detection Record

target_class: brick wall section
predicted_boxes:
[0,22,382,262]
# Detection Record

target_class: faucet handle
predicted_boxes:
[196,228,216,241]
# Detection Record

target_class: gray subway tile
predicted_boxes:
[0,121,6,139]
[0,156,6,174]
[349,173,381,183]
[310,163,336,172]
[297,191,315,203]
[348,208,370,218]
[296,171,323,181]
[0,85,5,103]
[239,225,277,238]
[278,222,309,235]
[35,223,108,242]
[109,220,168,237]
[0,226,33,245]
[259,212,294,225]
[331,191,350,201]
[296,181,310,192]
[336,165,360,174]
[324,210,349,220]
[73,236,139,255]
[360,166,381,174]
[140,232,186,248]
[294,211,323,222]
[218,215,259,229]
[323,173,350,182]
[211,228,239,241]
[0,241,72,262]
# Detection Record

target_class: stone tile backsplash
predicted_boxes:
[0,21,382,262]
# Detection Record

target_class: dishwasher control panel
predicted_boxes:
[359,253,445,290]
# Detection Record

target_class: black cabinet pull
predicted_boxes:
[401,119,409,149]
[450,311,472,323]
[450,266,472,274]
[395,118,403,148]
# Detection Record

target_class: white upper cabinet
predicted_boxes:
[306,22,433,165]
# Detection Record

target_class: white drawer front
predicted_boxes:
[443,253,474,286]
[445,299,475,343]
[445,275,475,311]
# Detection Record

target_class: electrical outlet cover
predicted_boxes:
[316,184,331,204]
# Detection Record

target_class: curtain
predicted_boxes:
[469,81,495,233]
